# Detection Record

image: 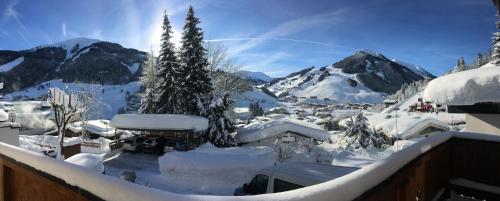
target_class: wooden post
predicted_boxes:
[0,159,4,201]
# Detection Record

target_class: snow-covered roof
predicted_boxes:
[396,118,449,140]
[236,119,331,143]
[110,114,209,132]
[258,162,360,186]
[67,120,116,137]
[423,66,500,105]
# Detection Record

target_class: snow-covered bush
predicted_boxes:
[272,139,294,162]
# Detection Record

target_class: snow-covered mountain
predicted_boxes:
[266,50,431,104]
[238,70,273,85]
[391,59,435,79]
[0,37,146,93]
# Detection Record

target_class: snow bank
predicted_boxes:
[158,143,275,195]
[65,153,104,173]
[110,114,208,132]
[423,66,500,105]
[236,118,330,143]
[4,131,500,201]
[0,57,24,72]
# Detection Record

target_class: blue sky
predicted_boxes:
[0,0,497,77]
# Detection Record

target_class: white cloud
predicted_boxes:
[230,8,349,55]
[206,37,332,47]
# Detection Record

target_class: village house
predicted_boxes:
[423,66,500,135]
[110,114,209,150]
[235,119,331,147]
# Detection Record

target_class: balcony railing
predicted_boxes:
[1,131,500,201]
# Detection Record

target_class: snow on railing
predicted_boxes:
[1,132,500,201]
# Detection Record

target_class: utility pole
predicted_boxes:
[394,107,400,136]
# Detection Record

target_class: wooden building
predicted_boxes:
[110,114,209,149]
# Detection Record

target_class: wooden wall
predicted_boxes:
[355,138,500,201]
[0,154,101,201]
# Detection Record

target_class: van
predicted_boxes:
[234,162,359,195]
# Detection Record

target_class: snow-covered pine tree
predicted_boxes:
[179,6,212,115]
[155,10,182,114]
[455,57,466,72]
[345,112,371,149]
[139,49,158,114]
[492,15,500,64]
[203,43,252,145]
[205,93,236,147]
[345,113,389,150]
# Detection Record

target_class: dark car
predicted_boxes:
[141,136,166,154]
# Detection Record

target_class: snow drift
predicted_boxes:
[65,153,104,173]
[158,143,275,195]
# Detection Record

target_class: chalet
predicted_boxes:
[110,114,209,148]
[385,118,449,143]
[235,119,330,146]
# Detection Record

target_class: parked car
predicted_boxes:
[123,136,145,152]
[234,162,359,195]
[141,136,166,154]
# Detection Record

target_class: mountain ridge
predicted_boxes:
[265,50,433,103]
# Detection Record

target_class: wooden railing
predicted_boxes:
[1,132,500,201]
[0,153,101,201]
[355,138,500,200]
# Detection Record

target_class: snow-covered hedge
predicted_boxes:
[3,132,500,201]
[158,143,275,195]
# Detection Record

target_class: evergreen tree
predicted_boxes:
[345,112,387,149]
[155,10,181,114]
[139,49,158,114]
[492,15,500,64]
[178,6,212,115]
[205,93,236,146]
